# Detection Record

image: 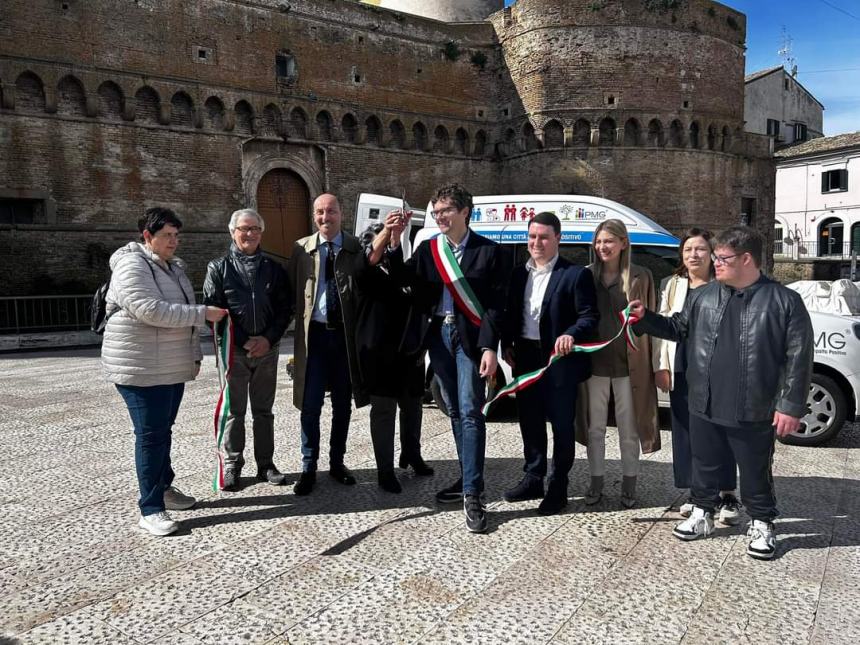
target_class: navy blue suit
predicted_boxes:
[502,257,599,482]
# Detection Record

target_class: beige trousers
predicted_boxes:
[585,375,640,477]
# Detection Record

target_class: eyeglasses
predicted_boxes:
[430,206,459,220]
[235,226,262,234]
[711,252,741,265]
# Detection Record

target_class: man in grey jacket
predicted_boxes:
[629,226,813,560]
[203,209,292,491]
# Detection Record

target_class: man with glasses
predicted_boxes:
[289,193,371,496]
[204,209,292,491]
[629,226,813,560]
[382,184,512,533]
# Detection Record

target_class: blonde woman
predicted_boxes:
[578,219,659,507]
[653,228,739,524]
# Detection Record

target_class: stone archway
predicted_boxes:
[255,169,311,261]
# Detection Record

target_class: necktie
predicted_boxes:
[325,241,341,325]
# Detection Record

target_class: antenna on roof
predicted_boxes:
[778,26,797,74]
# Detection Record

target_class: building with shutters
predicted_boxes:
[0,0,775,296]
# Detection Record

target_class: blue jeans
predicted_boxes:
[428,322,486,496]
[116,383,185,516]
[300,322,352,472]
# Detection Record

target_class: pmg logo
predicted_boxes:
[574,208,608,221]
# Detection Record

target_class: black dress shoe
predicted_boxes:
[377,470,402,494]
[256,466,287,485]
[399,454,435,476]
[435,478,463,504]
[329,464,357,485]
[537,480,569,516]
[293,471,316,496]
[503,475,544,503]
[221,469,240,492]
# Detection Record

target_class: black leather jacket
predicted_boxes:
[203,247,292,348]
[635,275,813,422]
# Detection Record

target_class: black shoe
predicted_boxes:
[464,494,488,533]
[221,469,240,492]
[537,480,568,516]
[329,464,357,486]
[502,475,544,503]
[399,454,435,476]
[435,478,463,504]
[293,471,316,496]
[256,466,287,485]
[378,470,402,494]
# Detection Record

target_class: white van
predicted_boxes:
[354,193,425,259]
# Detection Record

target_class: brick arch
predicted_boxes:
[572,118,590,146]
[365,115,383,146]
[522,121,540,151]
[262,103,283,137]
[412,121,428,151]
[706,123,717,150]
[243,154,325,235]
[341,112,358,143]
[647,118,665,147]
[474,129,488,157]
[388,119,406,149]
[170,91,194,128]
[315,110,333,141]
[433,125,449,153]
[57,74,87,117]
[623,118,641,146]
[97,81,124,120]
[203,96,226,131]
[234,100,255,135]
[689,121,701,149]
[543,119,564,148]
[289,106,308,138]
[134,85,161,124]
[668,119,685,147]
[721,125,732,152]
[15,71,46,113]
[598,117,616,147]
[453,127,469,155]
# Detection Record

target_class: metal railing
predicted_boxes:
[775,240,860,260]
[0,292,205,335]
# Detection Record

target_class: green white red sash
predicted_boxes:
[212,317,234,491]
[481,305,640,416]
[430,234,485,327]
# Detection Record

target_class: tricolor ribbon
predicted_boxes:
[430,234,485,327]
[212,317,234,492]
[481,305,640,416]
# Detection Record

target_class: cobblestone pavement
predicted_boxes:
[1,346,859,645]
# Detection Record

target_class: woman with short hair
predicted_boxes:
[102,207,226,536]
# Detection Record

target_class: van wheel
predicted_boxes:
[430,367,508,419]
[779,373,846,446]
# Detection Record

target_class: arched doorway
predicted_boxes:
[818,217,843,257]
[256,169,311,261]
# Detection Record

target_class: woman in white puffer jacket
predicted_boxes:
[102,208,226,536]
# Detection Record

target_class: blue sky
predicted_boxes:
[504,0,860,136]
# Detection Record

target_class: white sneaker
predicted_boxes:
[139,511,179,536]
[679,501,694,517]
[672,507,714,541]
[164,486,196,511]
[717,494,741,526]
[746,520,776,560]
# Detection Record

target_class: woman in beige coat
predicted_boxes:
[577,218,659,508]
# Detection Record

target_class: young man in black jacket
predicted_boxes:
[630,226,813,559]
[203,208,292,491]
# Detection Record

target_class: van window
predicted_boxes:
[632,245,678,288]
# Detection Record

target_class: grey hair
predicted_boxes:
[228,208,265,232]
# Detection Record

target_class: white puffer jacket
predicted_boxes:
[101,242,206,387]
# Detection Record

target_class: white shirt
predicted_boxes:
[521,254,559,340]
[435,230,471,316]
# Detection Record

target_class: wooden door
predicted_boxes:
[256,169,311,261]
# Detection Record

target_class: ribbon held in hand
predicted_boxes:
[212,317,234,492]
[481,305,640,416]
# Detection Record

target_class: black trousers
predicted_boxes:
[689,414,778,521]
[514,339,578,483]
[369,393,423,473]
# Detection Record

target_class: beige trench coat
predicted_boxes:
[575,263,661,454]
